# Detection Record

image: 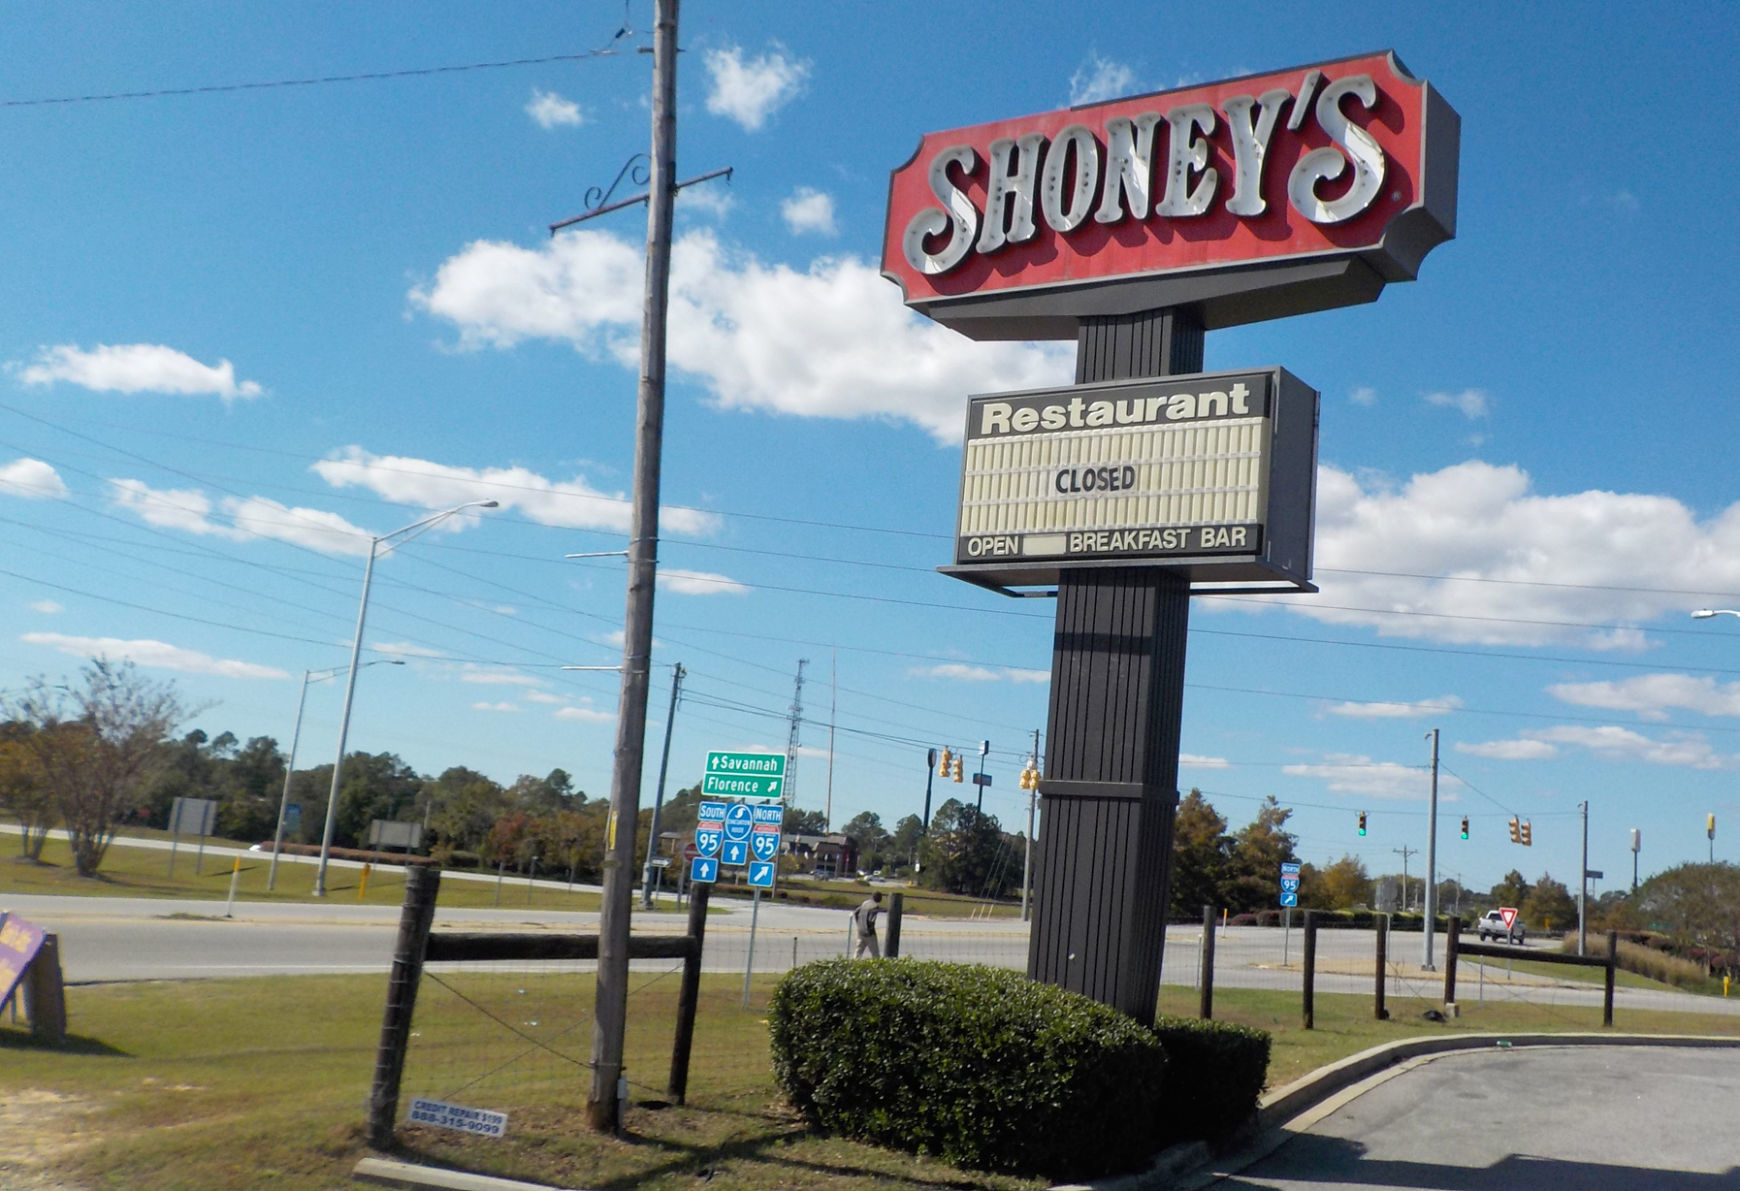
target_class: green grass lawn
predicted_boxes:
[0,837,613,913]
[7,970,1740,1190]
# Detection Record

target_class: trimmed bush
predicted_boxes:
[1152,1014,1271,1144]
[768,959,1167,1178]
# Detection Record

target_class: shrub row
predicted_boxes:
[768,958,1269,1179]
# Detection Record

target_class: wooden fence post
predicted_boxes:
[1301,911,1317,1030]
[367,865,441,1149]
[1374,914,1388,1020]
[1444,914,1461,1009]
[668,882,712,1104]
[1199,905,1216,1020]
[1603,929,1617,1028]
[885,892,904,958]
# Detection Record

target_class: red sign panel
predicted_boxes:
[1499,907,1519,931]
[882,51,1458,338]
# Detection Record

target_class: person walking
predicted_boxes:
[852,891,884,958]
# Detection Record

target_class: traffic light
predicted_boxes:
[937,747,952,777]
[1019,765,1039,790]
[1519,820,1532,846]
[1357,810,1367,836]
[951,755,964,782]
[1460,816,1469,840]
[1709,813,1717,840]
[1508,817,1521,843]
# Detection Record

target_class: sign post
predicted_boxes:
[885,52,1458,1023]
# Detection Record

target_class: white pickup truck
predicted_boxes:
[1476,909,1525,944]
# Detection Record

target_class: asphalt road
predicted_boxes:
[1217,1045,1740,1189]
[5,890,1739,1022]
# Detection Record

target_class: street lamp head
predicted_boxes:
[477,500,500,509]
[1693,609,1718,619]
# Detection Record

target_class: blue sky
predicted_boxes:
[3,3,1739,898]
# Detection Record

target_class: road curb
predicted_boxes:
[353,1155,597,1191]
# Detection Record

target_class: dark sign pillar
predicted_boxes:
[1027,307,1202,1024]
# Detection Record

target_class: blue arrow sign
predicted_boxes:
[1279,890,1298,907]
[722,839,749,866]
[747,861,775,888]
[751,832,779,861]
[689,857,718,884]
[723,803,754,842]
[695,829,722,857]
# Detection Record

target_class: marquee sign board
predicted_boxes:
[882,51,1458,339]
[943,367,1318,592]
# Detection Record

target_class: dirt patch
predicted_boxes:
[0,1089,98,1191]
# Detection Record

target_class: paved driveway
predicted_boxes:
[1213,1044,1740,1190]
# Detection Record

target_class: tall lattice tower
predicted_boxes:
[784,658,808,809]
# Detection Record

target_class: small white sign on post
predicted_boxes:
[408,1097,508,1138]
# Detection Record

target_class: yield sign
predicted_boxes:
[1498,906,1519,932]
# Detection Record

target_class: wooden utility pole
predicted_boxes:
[588,0,679,1133]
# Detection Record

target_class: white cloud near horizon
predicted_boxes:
[1283,753,1447,800]
[1424,388,1490,419]
[459,667,544,688]
[14,343,263,402]
[1069,53,1137,105]
[555,705,615,723]
[1546,674,1740,721]
[107,478,373,555]
[313,445,719,538]
[909,663,1050,684]
[0,458,68,499]
[409,228,1069,441]
[781,187,837,236]
[1179,753,1230,769]
[525,89,582,129]
[1324,696,1464,719]
[21,632,287,679]
[704,44,808,131]
[1240,460,1740,648]
[471,701,520,713]
[658,568,749,596]
[28,600,63,614]
[1458,723,1735,769]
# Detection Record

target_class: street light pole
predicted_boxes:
[313,501,497,897]
[1422,728,1439,970]
[641,662,685,910]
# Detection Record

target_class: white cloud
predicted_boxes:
[0,458,68,499]
[1458,724,1735,769]
[703,43,808,131]
[525,89,583,129]
[410,229,1069,441]
[524,691,566,705]
[471,701,519,713]
[1247,460,1740,648]
[1179,753,1229,769]
[781,187,836,237]
[555,705,616,723]
[28,600,63,614]
[1283,753,1441,800]
[313,446,717,538]
[372,641,444,659]
[1529,724,1732,769]
[658,568,749,596]
[459,667,543,687]
[909,663,1048,684]
[1350,386,1378,407]
[20,632,287,679]
[1424,388,1490,419]
[1456,738,1558,761]
[1069,53,1137,105]
[1324,696,1463,719]
[14,343,262,402]
[1547,674,1740,721]
[678,183,735,221]
[107,479,373,555]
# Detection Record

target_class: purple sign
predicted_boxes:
[0,912,46,1008]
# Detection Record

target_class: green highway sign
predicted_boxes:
[702,750,786,800]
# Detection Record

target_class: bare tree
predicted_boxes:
[0,721,56,860]
[4,658,190,876]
